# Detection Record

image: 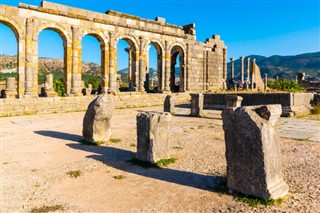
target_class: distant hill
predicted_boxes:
[0,55,101,76]
[228,51,320,81]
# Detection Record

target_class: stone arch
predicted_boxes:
[80,31,109,92]
[0,15,24,40]
[114,35,139,91]
[35,23,72,95]
[168,42,186,55]
[144,38,165,92]
[169,44,186,92]
[0,15,25,96]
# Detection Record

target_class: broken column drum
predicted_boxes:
[136,112,171,163]
[222,104,289,199]
[190,93,203,117]
[164,95,175,113]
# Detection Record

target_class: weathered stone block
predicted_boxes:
[136,112,171,163]
[164,95,175,113]
[190,93,203,117]
[225,95,243,108]
[222,104,289,199]
[82,93,115,143]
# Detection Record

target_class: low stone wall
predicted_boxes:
[203,92,315,116]
[0,92,191,117]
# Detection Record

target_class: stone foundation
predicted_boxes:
[0,92,190,117]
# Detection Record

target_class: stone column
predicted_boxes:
[190,93,204,117]
[164,41,170,92]
[71,26,82,95]
[251,59,256,90]
[222,105,289,199]
[240,56,244,82]
[246,57,250,82]
[24,18,36,96]
[4,77,17,98]
[17,34,26,97]
[186,43,190,91]
[225,95,243,108]
[164,95,175,113]
[264,73,268,91]
[44,74,57,97]
[136,112,171,163]
[230,58,234,79]
[138,36,146,92]
[101,44,109,93]
[108,33,116,93]
[64,42,72,95]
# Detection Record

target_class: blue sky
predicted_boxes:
[0,0,319,70]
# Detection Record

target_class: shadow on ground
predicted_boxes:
[34,130,83,141]
[67,142,223,192]
[36,130,224,191]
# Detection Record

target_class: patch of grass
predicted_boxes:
[113,175,125,180]
[173,146,183,150]
[3,162,9,165]
[34,182,40,188]
[156,158,177,167]
[31,205,64,213]
[235,194,284,207]
[79,139,105,146]
[198,125,205,129]
[130,143,136,147]
[66,170,82,179]
[31,169,38,172]
[109,138,121,143]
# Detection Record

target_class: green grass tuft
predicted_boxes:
[79,139,105,146]
[156,158,177,167]
[109,138,122,143]
[31,205,64,213]
[311,103,320,114]
[113,175,125,180]
[235,195,284,207]
[66,170,82,179]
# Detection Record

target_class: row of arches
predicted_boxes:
[0,18,187,96]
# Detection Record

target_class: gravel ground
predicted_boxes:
[1,105,319,212]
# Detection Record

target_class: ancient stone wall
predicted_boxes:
[0,92,190,117]
[0,1,227,97]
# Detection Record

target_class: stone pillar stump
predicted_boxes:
[190,93,203,117]
[225,95,243,108]
[4,77,17,98]
[136,112,171,163]
[222,104,289,199]
[164,95,175,113]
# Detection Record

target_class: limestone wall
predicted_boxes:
[203,92,315,116]
[0,93,190,117]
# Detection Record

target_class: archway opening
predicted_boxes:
[170,45,184,92]
[116,38,137,92]
[81,34,102,94]
[38,29,65,96]
[0,23,18,95]
[146,42,162,93]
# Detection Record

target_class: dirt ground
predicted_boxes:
[1,106,320,212]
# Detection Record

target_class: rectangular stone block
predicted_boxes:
[190,93,203,117]
[222,104,289,199]
[136,112,171,163]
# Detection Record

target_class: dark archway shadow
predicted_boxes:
[34,130,83,141]
[65,142,224,192]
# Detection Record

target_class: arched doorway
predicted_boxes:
[116,37,138,92]
[146,41,163,93]
[0,22,19,96]
[81,34,103,94]
[170,45,185,92]
[38,29,65,96]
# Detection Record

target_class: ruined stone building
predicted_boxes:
[0,1,227,97]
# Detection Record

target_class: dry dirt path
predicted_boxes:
[1,106,320,212]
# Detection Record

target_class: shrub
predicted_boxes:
[53,78,65,96]
[267,78,305,92]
